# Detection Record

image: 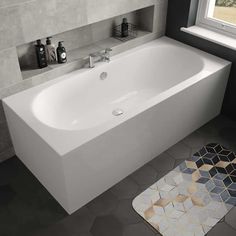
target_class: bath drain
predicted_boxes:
[100,72,108,80]
[112,109,124,116]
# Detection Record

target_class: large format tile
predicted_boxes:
[47,206,95,235]
[225,207,236,230]
[166,141,192,160]
[182,131,206,149]
[90,215,123,236]
[86,190,119,216]
[110,177,139,200]
[153,0,168,33]
[0,157,67,236]
[0,7,24,50]
[130,164,158,189]
[0,101,6,124]
[19,0,88,44]
[0,0,35,8]
[112,199,142,225]
[0,47,22,88]
[123,222,158,236]
[86,0,156,24]
[207,222,236,236]
[149,152,175,174]
[0,123,12,154]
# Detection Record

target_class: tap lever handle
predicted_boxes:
[90,52,99,57]
[105,48,112,53]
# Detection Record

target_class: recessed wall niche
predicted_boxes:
[16,6,155,80]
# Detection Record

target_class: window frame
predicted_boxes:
[196,0,236,38]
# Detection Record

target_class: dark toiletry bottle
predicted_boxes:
[121,18,129,37]
[46,37,57,64]
[35,39,48,68]
[57,41,67,64]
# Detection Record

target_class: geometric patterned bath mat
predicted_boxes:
[132,143,236,236]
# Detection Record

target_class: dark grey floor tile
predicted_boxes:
[58,207,95,234]
[112,199,142,225]
[174,159,184,168]
[183,131,206,148]
[0,157,67,236]
[2,115,236,236]
[130,164,158,189]
[191,147,202,156]
[0,157,19,186]
[0,185,16,205]
[80,233,93,236]
[32,223,79,236]
[210,115,236,132]
[205,136,232,148]
[90,215,123,236]
[166,141,191,160]
[219,126,236,142]
[138,170,166,192]
[86,190,118,216]
[197,122,219,138]
[149,152,175,174]
[123,223,159,236]
[207,222,236,236]
[225,207,236,230]
[34,199,70,228]
[110,177,139,200]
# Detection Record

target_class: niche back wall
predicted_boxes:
[0,0,168,162]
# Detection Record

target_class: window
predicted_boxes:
[197,0,236,37]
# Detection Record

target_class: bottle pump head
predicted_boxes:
[46,37,52,45]
[58,41,64,47]
[36,39,42,45]
[123,18,128,24]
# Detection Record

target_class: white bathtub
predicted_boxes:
[3,37,231,214]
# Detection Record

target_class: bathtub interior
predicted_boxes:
[3,37,231,156]
[32,42,205,131]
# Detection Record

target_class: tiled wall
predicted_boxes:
[17,11,141,69]
[0,0,168,162]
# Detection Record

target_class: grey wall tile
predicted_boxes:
[19,0,88,45]
[17,10,140,70]
[0,78,33,99]
[0,0,164,51]
[0,6,24,51]
[153,0,168,33]
[0,47,22,88]
[0,0,35,8]
[0,123,12,153]
[86,0,156,24]
[0,148,15,163]
[0,101,6,124]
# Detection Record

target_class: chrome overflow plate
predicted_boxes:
[112,109,124,116]
[100,72,108,80]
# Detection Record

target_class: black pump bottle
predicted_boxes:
[121,18,129,37]
[57,41,67,64]
[35,39,48,68]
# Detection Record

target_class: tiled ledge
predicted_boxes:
[21,30,153,80]
[0,31,162,100]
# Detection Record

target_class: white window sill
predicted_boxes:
[181,25,236,51]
